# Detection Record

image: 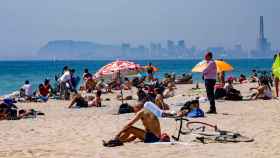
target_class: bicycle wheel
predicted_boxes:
[186,121,218,136]
[214,131,254,142]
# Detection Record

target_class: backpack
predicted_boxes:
[118,103,134,114]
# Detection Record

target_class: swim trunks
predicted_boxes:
[144,132,160,143]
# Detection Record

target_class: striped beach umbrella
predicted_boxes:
[94,60,143,79]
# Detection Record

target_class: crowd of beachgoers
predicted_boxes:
[0,52,279,147]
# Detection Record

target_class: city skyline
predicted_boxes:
[3,16,277,60]
[0,0,280,59]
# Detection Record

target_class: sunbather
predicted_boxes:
[68,90,102,108]
[103,101,161,147]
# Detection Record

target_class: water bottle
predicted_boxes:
[144,102,163,118]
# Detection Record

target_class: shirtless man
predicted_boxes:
[103,101,161,147]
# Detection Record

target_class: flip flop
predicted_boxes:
[102,139,123,147]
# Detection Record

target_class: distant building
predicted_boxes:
[177,40,186,49]
[167,40,175,53]
[207,47,226,58]
[251,16,272,58]
[149,43,161,57]
[121,43,131,52]
[230,44,246,58]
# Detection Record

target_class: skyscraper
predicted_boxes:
[167,40,175,53]
[256,16,271,54]
[177,40,186,49]
[251,16,272,58]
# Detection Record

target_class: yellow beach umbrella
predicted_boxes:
[192,60,234,73]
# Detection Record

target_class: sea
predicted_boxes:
[0,59,274,96]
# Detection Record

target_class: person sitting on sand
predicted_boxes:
[68,90,102,108]
[83,68,92,80]
[84,78,97,93]
[82,68,96,93]
[154,88,169,110]
[20,80,33,100]
[249,77,272,100]
[123,77,132,90]
[103,101,161,147]
[163,83,175,98]
[37,84,49,102]
[239,74,247,83]
[249,70,258,82]
[224,78,242,100]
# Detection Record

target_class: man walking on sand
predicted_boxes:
[203,52,217,114]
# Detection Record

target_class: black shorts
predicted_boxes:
[76,100,88,108]
[144,132,160,143]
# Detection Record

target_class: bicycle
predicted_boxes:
[172,117,254,143]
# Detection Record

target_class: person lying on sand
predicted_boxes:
[103,101,161,147]
[249,77,272,100]
[68,90,102,108]
[0,99,44,120]
[176,99,204,118]
[116,94,133,101]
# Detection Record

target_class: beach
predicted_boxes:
[0,83,279,158]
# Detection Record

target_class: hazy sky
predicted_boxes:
[0,0,279,57]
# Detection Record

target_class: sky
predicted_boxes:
[0,0,279,58]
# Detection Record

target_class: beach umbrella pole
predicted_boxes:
[119,70,124,104]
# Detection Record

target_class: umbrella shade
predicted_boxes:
[94,60,143,79]
[272,55,280,78]
[192,60,233,73]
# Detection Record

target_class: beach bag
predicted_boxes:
[118,103,134,114]
[187,108,204,118]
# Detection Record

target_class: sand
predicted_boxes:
[0,83,280,158]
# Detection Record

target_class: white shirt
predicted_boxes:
[58,71,71,83]
[22,84,33,96]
